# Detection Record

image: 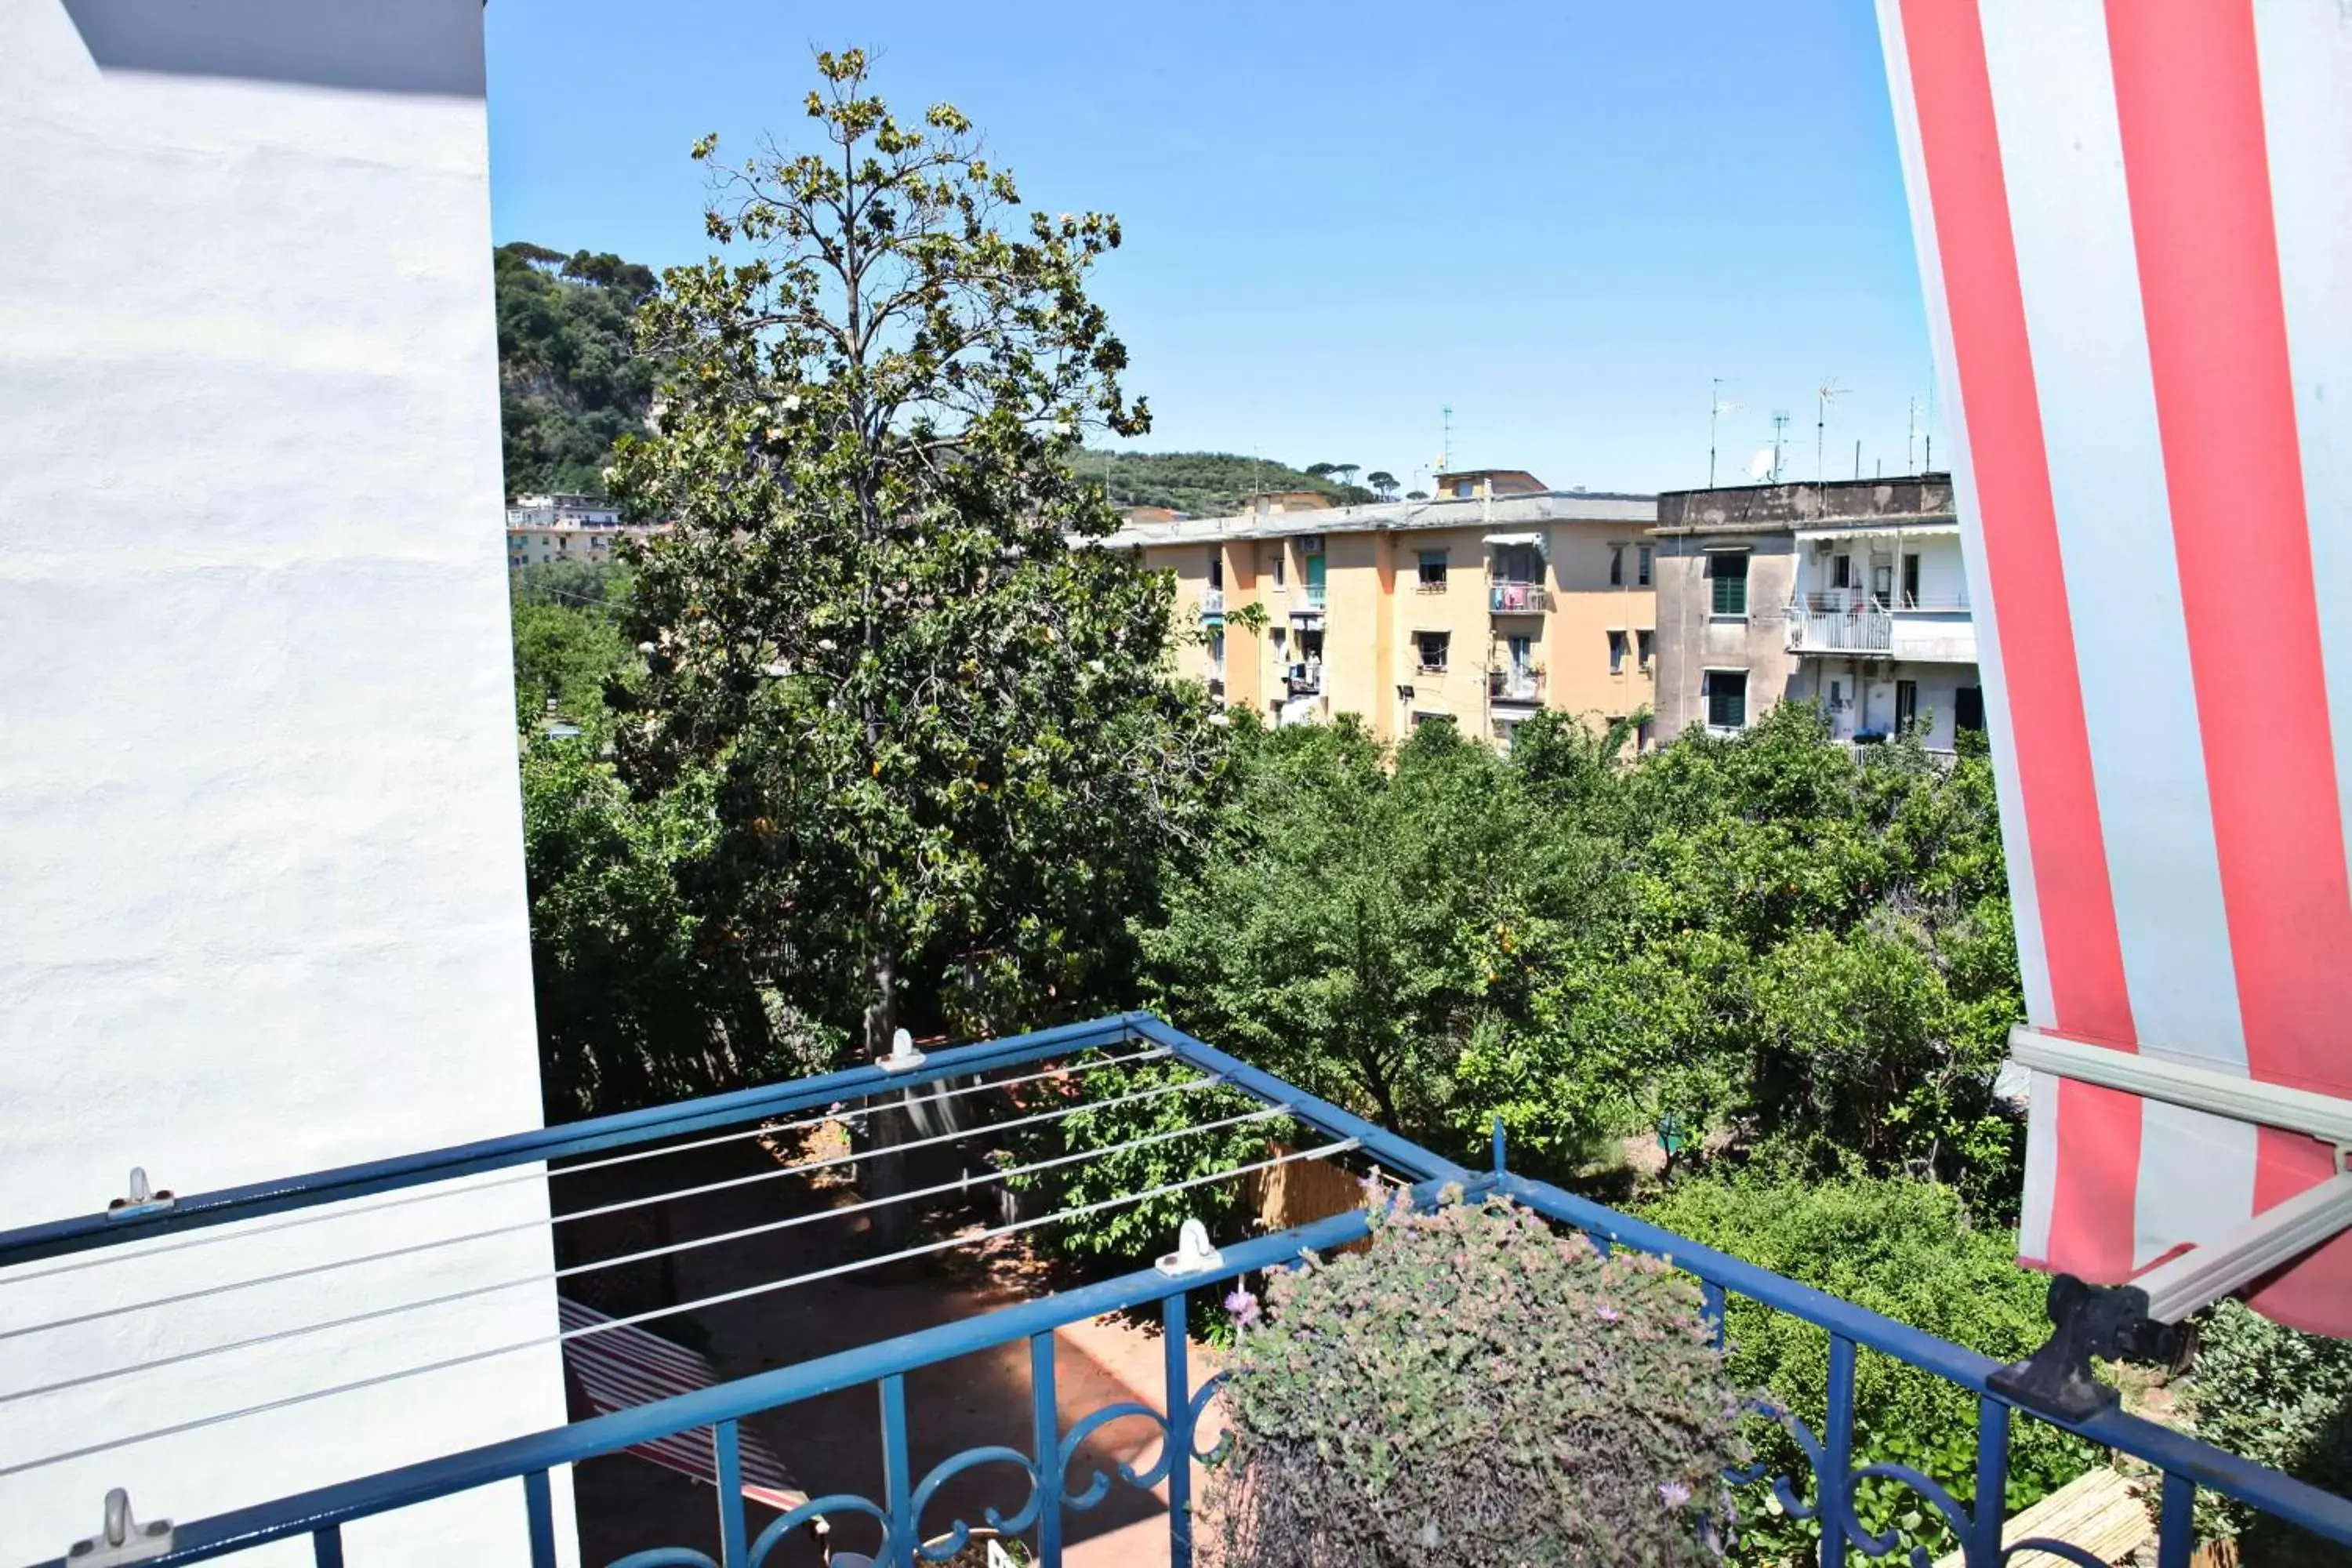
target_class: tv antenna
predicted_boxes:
[1440,405,1454,475]
[1708,378,1743,488]
[1769,410,1791,483]
[1814,379,1845,484]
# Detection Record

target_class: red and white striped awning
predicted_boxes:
[560,1298,811,1512]
[1878,0,2352,1335]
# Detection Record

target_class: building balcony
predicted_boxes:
[11,1014,2341,1568]
[1200,586,1225,617]
[1490,582,1552,615]
[1787,595,1978,664]
[1285,662,1323,697]
[1489,668,1544,705]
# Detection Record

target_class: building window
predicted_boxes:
[1637,544,1653,586]
[1636,629,1655,670]
[1609,544,1625,586]
[1709,553,1749,617]
[1832,554,1852,590]
[1208,553,1224,590]
[1494,544,1542,585]
[1414,630,1450,673]
[1269,550,1286,588]
[1417,550,1449,591]
[1608,630,1628,673]
[1955,685,1985,733]
[1902,552,1922,608]
[1704,670,1748,731]
[1454,480,1473,499]
[1208,630,1226,675]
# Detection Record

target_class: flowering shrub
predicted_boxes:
[1200,1189,1748,1566]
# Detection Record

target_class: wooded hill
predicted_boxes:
[1084,450,1378,517]
[495,242,658,496]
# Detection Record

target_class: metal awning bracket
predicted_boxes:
[104,1167,173,1221]
[67,1489,174,1566]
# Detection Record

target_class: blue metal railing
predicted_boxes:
[6,1012,2349,1568]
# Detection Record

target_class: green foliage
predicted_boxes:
[998,1060,1274,1269]
[1087,449,1374,516]
[495,244,659,495]
[1138,717,1609,1160]
[1450,702,2024,1203]
[510,586,633,738]
[1639,1173,2095,1564]
[607,49,1226,1065]
[521,745,797,1119]
[2181,1301,2352,1563]
[1203,1191,1748,1566]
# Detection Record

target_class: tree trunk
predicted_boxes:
[862,950,913,1252]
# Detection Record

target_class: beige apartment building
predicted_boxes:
[1102,479,1658,748]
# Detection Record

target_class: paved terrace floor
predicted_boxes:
[557,1123,1222,1567]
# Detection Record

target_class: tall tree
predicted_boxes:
[607,52,1225,1095]
[1365,469,1398,500]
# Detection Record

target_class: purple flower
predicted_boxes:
[827,1101,846,1116]
[1594,1301,1621,1323]
[1658,1479,1693,1510]
[1224,1287,1262,1329]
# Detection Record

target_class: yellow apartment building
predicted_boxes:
[1100,482,1659,748]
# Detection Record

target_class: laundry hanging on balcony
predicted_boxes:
[1880,0,2352,1334]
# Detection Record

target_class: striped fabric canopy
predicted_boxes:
[559,1298,811,1512]
[1877,0,2352,1334]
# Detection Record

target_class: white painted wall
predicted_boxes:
[0,3,574,1562]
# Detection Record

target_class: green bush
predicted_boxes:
[999,1059,1276,1273]
[1203,1190,1748,1566]
[2181,1300,2352,1564]
[1639,1172,2096,1563]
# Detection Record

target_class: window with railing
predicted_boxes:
[1417,551,1448,592]
[1414,630,1449,674]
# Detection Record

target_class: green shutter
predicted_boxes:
[1710,554,1749,616]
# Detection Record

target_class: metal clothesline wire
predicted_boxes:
[0,1135,1360,1481]
[0,1046,1171,1289]
[0,1069,1232,1347]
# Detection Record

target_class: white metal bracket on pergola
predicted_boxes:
[2007,1025,2352,1323]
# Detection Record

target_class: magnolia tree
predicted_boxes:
[608,53,1224,1112]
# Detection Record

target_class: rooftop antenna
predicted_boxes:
[1769,410,1791,483]
[1906,396,1922,473]
[1748,447,1777,481]
[1814,379,1845,484]
[1708,378,1743,488]
[1440,405,1454,475]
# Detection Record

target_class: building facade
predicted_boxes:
[1105,486,1658,749]
[0,5,572,1562]
[506,494,655,568]
[1651,475,1980,750]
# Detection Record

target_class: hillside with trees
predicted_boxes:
[1085,449,1381,515]
[494,242,659,495]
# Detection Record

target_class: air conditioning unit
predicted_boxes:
[1813,539,1835,556]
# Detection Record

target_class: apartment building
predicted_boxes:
[1102,479,1658,749]
[505,495,661,568]
[1650,474,1981,750]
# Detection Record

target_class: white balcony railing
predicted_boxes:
[1201,586,1225,616]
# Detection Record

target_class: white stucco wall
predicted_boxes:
[0,3,574,1561]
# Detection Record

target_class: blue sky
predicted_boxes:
[485,2,1940,495]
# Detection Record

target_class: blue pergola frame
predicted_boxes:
[4,1013,2349,1568]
